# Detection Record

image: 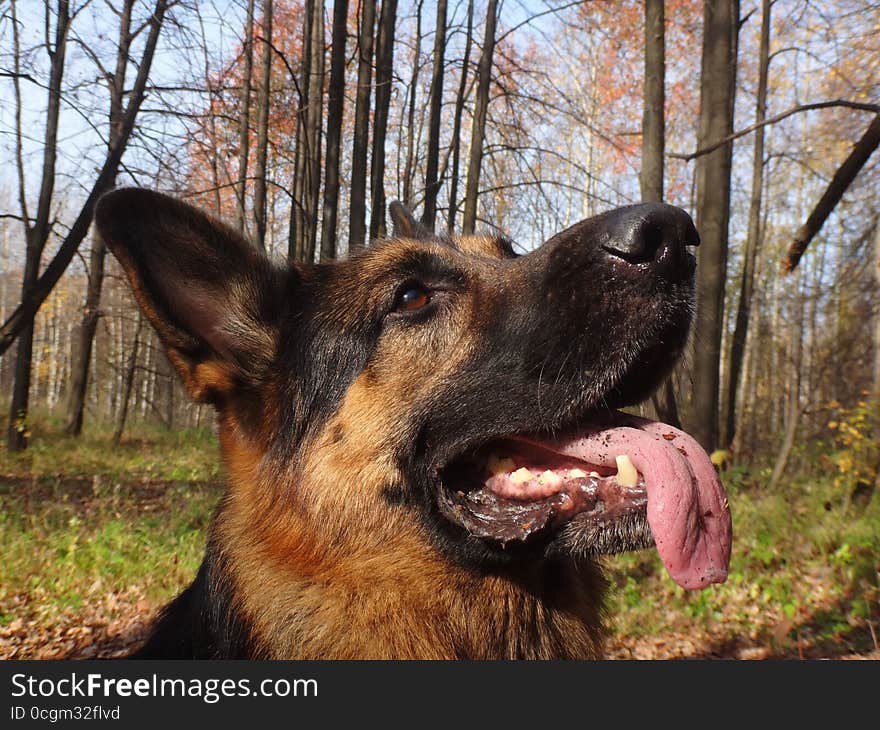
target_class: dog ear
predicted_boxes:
[94,188,284,404]
[388,200,433,240]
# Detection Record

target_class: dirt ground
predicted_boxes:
[2,595,876,660]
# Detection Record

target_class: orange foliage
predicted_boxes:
[565,0,702,201]
[186,0,308,221]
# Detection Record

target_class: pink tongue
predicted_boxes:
[551,414,732,590]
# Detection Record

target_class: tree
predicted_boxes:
[319,0,350,260]
[369,0,399,242]
[640,0,665,204]
[7,0,71,452]
[639,0,681,429]
[349,0,377,252]
[235,0,256,233]
[446,0,474,232]
[690,0,739,452]
[113,313,143,444]
[782,114,880,272]
[401,0,424,208]
[872,221,880,495]
[462,0,499,234]
[290,0,315,262]
[875,223,880,402]
[421,0,448,229]
[66,0,138,437]
[723,0,771,448]
[0,0,168,362]
[302,0,325,260]
[769,268,804,489]
[252,0,274,250]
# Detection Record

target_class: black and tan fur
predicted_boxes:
[95,188,699,659]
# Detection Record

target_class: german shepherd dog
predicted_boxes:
[94,188,732,659]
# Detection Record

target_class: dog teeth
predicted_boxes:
[615,454,639,487]
[487,453,516,476]
[568,468,587,478]
[538,470,562,488]
[510,467,534,484]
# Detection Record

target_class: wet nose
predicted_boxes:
[600,203,699,278]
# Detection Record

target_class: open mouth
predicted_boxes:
[437,412,732,590]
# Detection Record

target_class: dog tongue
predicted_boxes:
[551,414,732,590]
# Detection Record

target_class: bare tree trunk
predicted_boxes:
[447,0,474,232]
[369,0,399,243]
[421,0,447,230]
[783,113,880,272]
[252,0,274,250]
[113,314,142,445]
[141,335,154,419]
[64,242,106,435]
[0,231,9,391]
[873,223,880,494]
[290,0,314,262]
[690,0,739,452]
[7,0,70,452]
[349,0,377,252]
[303,0,325,261]
[723,0,771,449]
[319,0,350,260]
[66,0,135,437]
[874,223,880,399]
[768,385,803,489]
[462,0,498,235]
[236,0,256,233]
[163,357,175,430]
[402,0,424,207]
[639,0,681,429]
[640,0,665,203]
[742,203,770,457]
[741,310,760,457]
[194,3,224,216]
[769,273,804,489]
[0,0,168,360]
[47,296,60,410]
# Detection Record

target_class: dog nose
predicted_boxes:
[600,203,699,278]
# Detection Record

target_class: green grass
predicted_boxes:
[0,421,222,627]
[1,418,222,484]
[1,418,878,657]
[603,464,880,654]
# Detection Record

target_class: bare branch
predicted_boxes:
[0,69,37,83]
[0,0,169,356]
[669,100,880,161]
[67,35,111,82]
[782,114,880,273]
[495,1,588,45]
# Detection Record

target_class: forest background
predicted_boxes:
[0,0,878,658]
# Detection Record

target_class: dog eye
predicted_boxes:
[394,283,430,312]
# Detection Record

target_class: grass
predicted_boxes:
[1,418,878,658]
[2,417,222,484]
[604,461,880,656]
[0,421,223,637]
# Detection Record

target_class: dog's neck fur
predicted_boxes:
[213,462,604,657]
[216,501,607,659]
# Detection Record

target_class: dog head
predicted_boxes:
[95,189,730,593]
